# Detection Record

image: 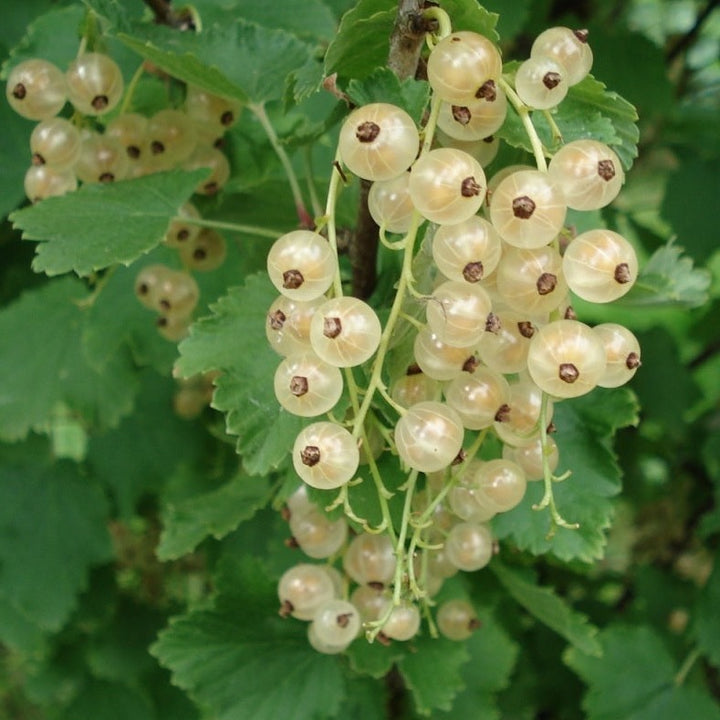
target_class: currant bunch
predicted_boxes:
[267,10,641,656]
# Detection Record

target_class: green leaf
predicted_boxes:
[693,554,720,669]
[0,94,32,217]
[86,372,205,518]
[345,637,405,679]
[10,170,206,277]
[619,242,711,309]
[565,625,720,720]
[498,69,639,171]
[491,561,601,656]
[435,606,519,720]
[492,387,640,562]
[0,440,113,631]
[60,681,154,720]
[152,556,346,720]
[0,278,138,441]
[0,596,47,655]
[177,273,308,475]
[398,634,471,715]
[119,20,312,105]
[347,68,430,123]
[158,473,273,560]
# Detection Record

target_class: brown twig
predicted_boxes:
[667,0,720,62]
[350,0,429,298]
[141,0,189,28]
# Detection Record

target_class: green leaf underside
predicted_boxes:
[693,558,720,670]
[492,387,639,562]
[157,474,273,560]
[152,557,345,720]
[491,561,601,656]
[347,68,430,123]
[0,277,138,441]
[177,273,309,475]
[498,68,640,171]
[119,20,312,105]
[619,241,711,309]
[10,170,206,277]
[0,445,112,631]
[565,625,720,720]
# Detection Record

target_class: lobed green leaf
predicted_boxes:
[347,68,430,123]
[10,170,207,277]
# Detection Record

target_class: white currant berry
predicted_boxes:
[413,326,479,381]
[66,53,124,115]
[494,377,554,447]
[75,133,130,184]
[343,532,396,586]
[477,310,537,374]
[515,55,568,110]
[503,435,559,480]
[437,599,480,641]
[293,422,359,490]
[309,296,382,367]
[351,584,388,623]
[445,522,494,572]
[266,295,322,356]
[184,145,231,195]
[527,319,607,398]
[426,280,492,348]
[408,148,486,225]
[437,88,508,142]
[156,313,191,342]
[562,229,638,303]
[273,352,343,417]
[379,601,421,641]
[449,461,498,522]
[267,230,336,301]
[390,368,441,408]
[134,264,173,309]
[106,113,149,165]
[164,202,201,248]
[24,165,77,202]
[432,216,502,284]
[496,245,568,315]
[489,169,566,248]
[395,401,464,473]
[338,103,419,182]
[277,563,337,620]
[474,458,527,512]
[6,59,67,120]
[146,108,198,169]
[444,366,511,430]
[30,118,81,170]
[548,139,624,210]
[289,506,348,559]
[368,172,416,233]
[427,31,503,104]
[185,85,242,136]
[593,323,641,388]
[312,599,361,648]
[531,27,593,86]
[178,228,227,272]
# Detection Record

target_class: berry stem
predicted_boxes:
[674,646,702,686]
[177,216,281,239]
[302,145,323,218]
[421,6,453,44]
[499,77,548,172]
[118,62,146,116]
[541,109,564,146]
[249,103,313,228]
[533,392,579,534]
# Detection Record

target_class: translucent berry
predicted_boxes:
[273,352,343,417]
[477,310,536,374]
[106,113,149,166]
[368,172,415,233]
[503,435,559,480]
[66,53,124,116]
[444,366,511,430]
[338,103,419,182]
[309,296,382,367]
[289,506,347,559]
[24,165,77,202]
[445,522,493,571]
[292,422,360,490]
[436,88,508,142]
[413,327,479,382]
[390,369,441,408]
[6,59,67,120]
[426,279,492,348]
[593,323,641,388]
[437,599,480,641]
[164,202,201,248]
[515,55,568,110]
[178,228,227,272]
[395,401,464,473]
[312,599,361,648]
[30,118,81,170]
[343,533,396,586]
[408,148,486,225]
[266,295,322,356]
[267,230,336,301]
[184,145,231,195]
[474,458,527,512]
[75,133,130,184]
[379,601,421,641]
[531,27,593,86]
[432,216,502,284]
[527,319,607,398]
[278,563,337,621]
[494,377,554,447]
[427,31,503,104]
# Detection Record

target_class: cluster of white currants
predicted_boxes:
[278,485,480,650]
[269,23,641,653]
[6,54,238,202]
